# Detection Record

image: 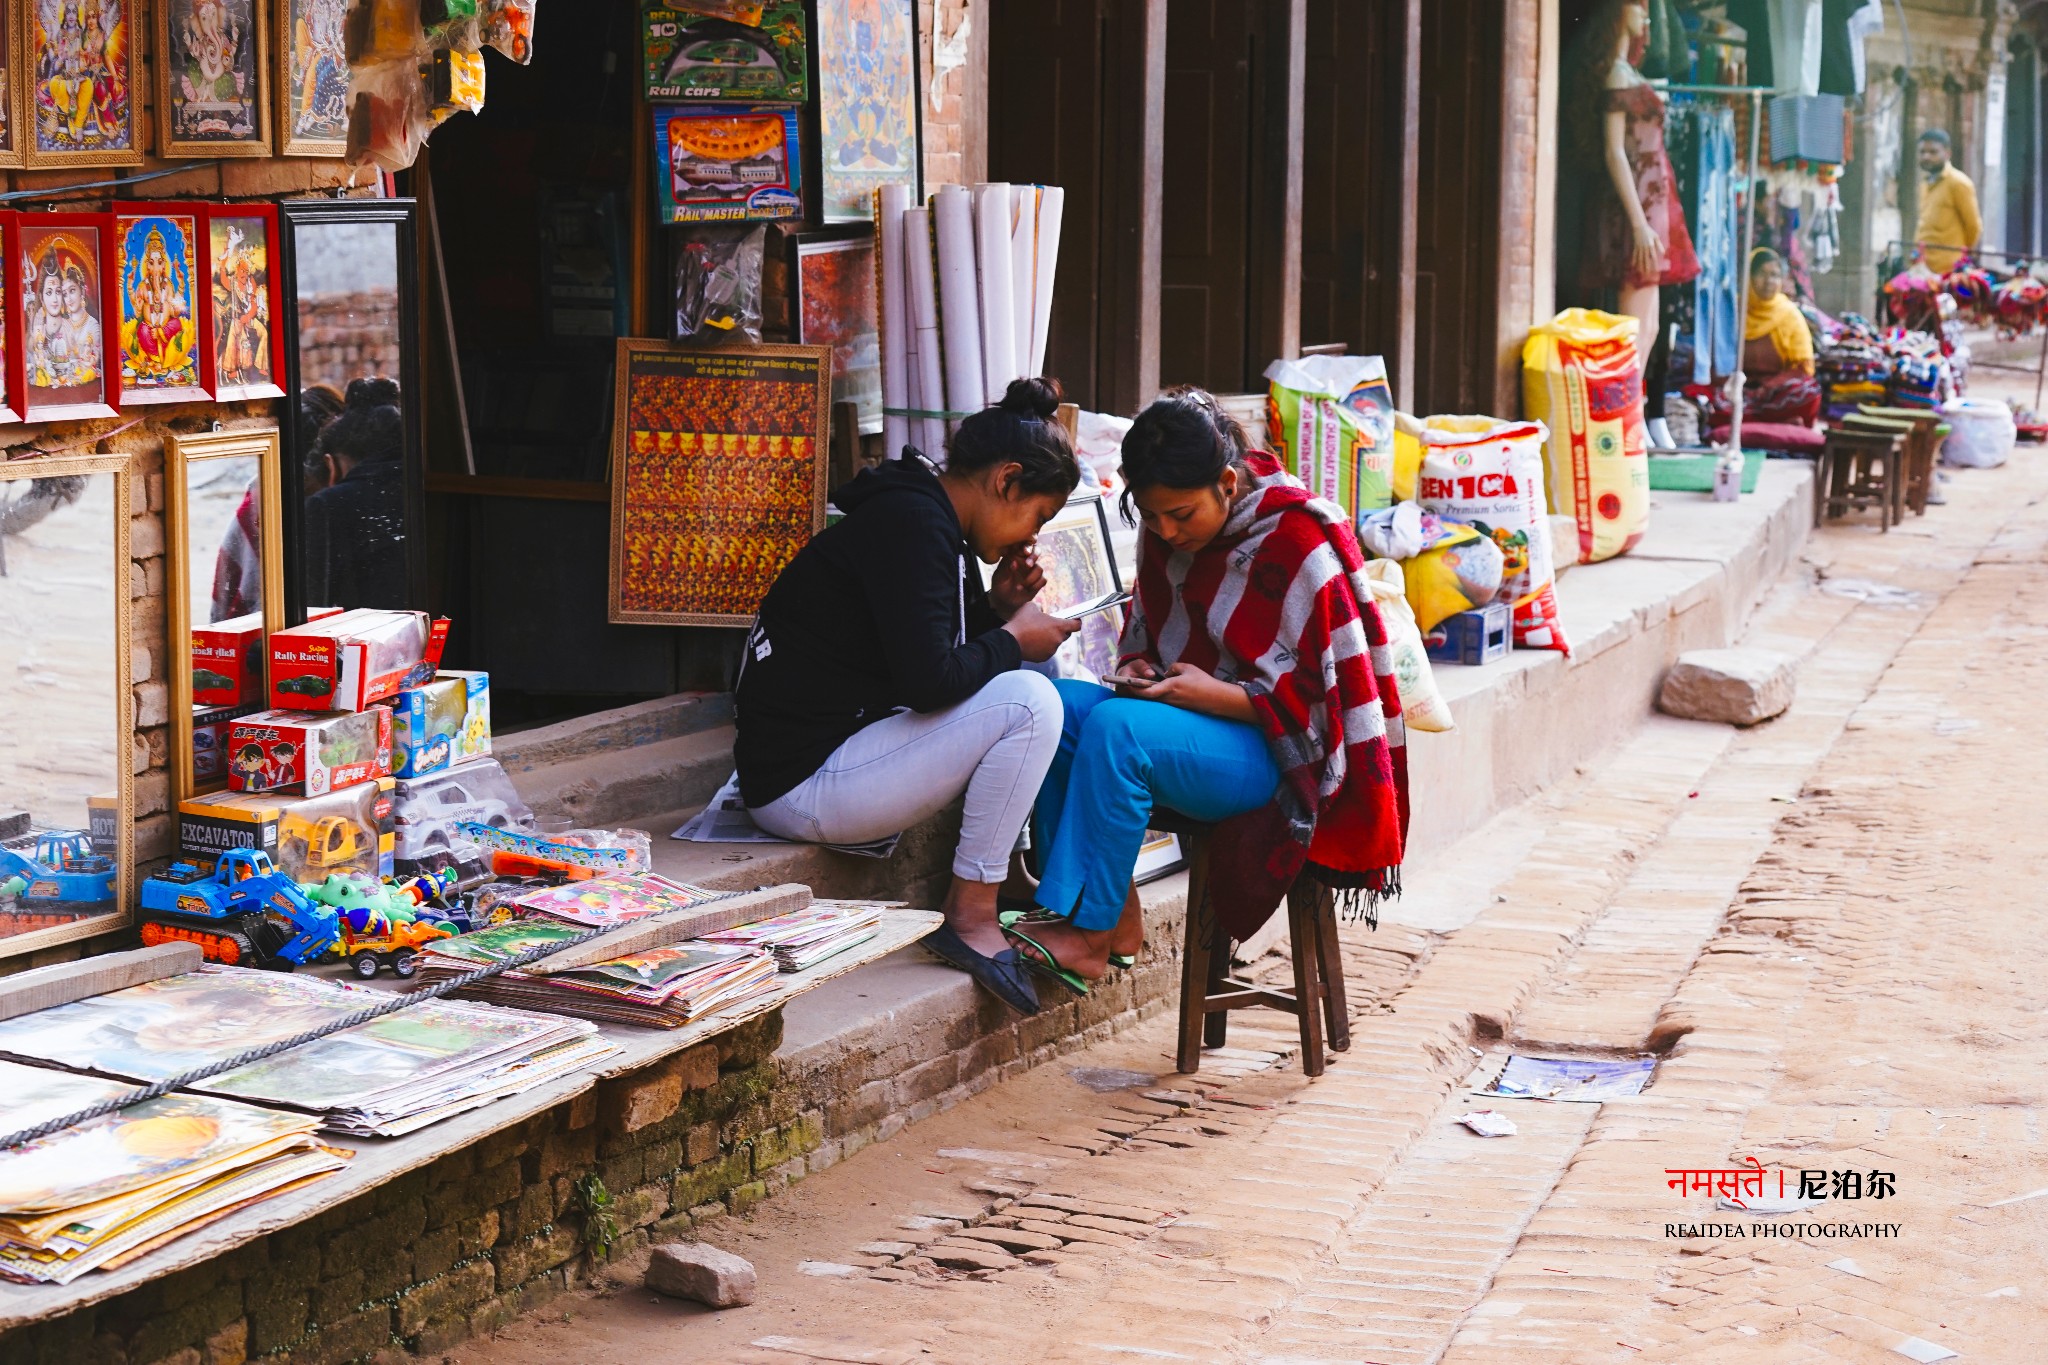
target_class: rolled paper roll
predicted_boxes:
[933,185,986,435]
[1029,185,1065,377]
[974,183,1016,404]
[1010,186,1038,381]
[878,184,912,461]
[904,206,949,461]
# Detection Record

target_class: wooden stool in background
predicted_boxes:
[1153,811,1350,1077]
[1817,428,1906,530]
[1854,406,1948,516]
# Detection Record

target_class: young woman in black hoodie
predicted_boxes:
[735,378,1083,1013]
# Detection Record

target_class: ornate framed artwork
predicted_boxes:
[0,215,19,424]
[0,6,25,169]
[23,0,142,169]
[609,339,830,627]
[275,0,348,157]
[113,202,215,405]
[6,212,119,421]
[205,202,285,401]
[816,0,921,223]
[790,227,882,433]
[157,0,271,158]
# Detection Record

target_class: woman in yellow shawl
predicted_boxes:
[1743,248,1814,378]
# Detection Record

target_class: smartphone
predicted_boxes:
[1100,672,1158,689]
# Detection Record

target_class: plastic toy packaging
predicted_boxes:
[672,224,765,342]
[480,0,538,63]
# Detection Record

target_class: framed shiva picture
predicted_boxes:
[23,0,142,168]
[609,339,830,627]
[156,0,271,158]
[275,0,347,157]
[113,203,215,405]
[815,0,921,223]
[0,7,24,169]
[205,202,285,400]
[5,211,120,421]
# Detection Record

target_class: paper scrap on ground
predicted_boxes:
[1719,1192,1821,1214]
[1458,1110,1517,1137]
[1820,577,1924,608]
[1484,1054,1656,1102]
[672,773,900,858]
[1827,1257,1872,1279]
[1891,1336,1959,1362]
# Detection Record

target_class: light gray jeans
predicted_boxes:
[749,670,1062,883]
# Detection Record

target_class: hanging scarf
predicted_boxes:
[1746,254,1815,370]
[1120,453,1408,938]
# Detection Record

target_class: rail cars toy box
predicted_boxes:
[268,609,450,713]
[191,610,266,707]
[227,709,392,796]
[643,3,807,102]
[179,779,397,882]
[390,671,491,778]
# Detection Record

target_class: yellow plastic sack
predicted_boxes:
[1362,561,1452,733]
[1398,522,1505,634]
[1392,411,1425,503]
[1522,308,1649,566]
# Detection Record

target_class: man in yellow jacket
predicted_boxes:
[1916,129,1981,274]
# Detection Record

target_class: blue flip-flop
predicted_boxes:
[923,925,1042,1014]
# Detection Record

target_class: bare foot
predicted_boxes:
[1110,883,1144,959]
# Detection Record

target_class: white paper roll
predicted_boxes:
[1028,185,1065,377]
[877,184,912,461]
[1009,186,1037,382]
[933,185,986,434]
[903,206,948,460]
[974,183,1016,406]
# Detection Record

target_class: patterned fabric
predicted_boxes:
[1119,453,1408,934]
[1582,85,1703,292]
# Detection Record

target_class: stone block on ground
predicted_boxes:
[1657,648,1796,725]
[645,1241,757,1307]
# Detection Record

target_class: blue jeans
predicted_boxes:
[1032,681,1281,930]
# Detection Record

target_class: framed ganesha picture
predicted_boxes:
[275,0,348,157]
[24,0,143,168]
[155,0,272,158]
[113,202,215,405]
[7,212,120,421]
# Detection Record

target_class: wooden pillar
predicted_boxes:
[1491,0,1545,417]
[1249,0,1308,376]
[1362,0,1421,412]
[1104,0,1167,415]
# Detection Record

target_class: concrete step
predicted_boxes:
[508,726,736,828]
[495,690,732,776]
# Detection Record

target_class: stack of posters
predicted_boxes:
[0,1060,346,1284]
[511,873,722,928]
[702,899,885,972]
[414,921,780,1029]
[0,967,618,1138]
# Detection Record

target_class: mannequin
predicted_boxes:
[1567,0,1700,374]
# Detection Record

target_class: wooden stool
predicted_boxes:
[1817,428,1905,530]
[1854,406,1949,517]
[1154,812,1350,1077]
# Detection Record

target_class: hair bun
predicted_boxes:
[998,376,1062,421]
[344,376,402,411]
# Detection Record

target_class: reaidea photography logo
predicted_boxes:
[1664,1156,1902,1240]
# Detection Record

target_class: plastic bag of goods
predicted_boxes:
[1418,416,1571,655]
[1521,308,1649,565]
[1361,561,1453,733]
[1264,354,1397,519]
[1940,397,2016,469]
[1357,504,1505,632]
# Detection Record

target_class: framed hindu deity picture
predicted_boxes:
[0,7,25,169]
[609,340,830,627]
[815,0,921,223]
[7,212,119,421]
[112,203,214,406]
[274,0,348,157]
[24,0,142,169]
[205,203,284,401]
[156,0,271,158]
[0,216,18,423]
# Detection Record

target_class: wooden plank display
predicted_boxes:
[608,339,831,627]
[0,944,201,1022]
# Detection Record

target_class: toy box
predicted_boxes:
[392,758,533,869]
[268,609,450,713]
[389,671,491,778]
[653,103,802,223]
[179,778,397,883]
[227,708,392,796]
[192,610,266,707]
[643,3,807,102]
[1423,602,1513,666]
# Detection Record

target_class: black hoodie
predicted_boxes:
[733,455,1022,808]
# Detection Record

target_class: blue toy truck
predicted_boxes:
[0,831,117,908]
[139,849,342,970]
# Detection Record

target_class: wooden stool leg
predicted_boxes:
[1203,913,1230,1048]
[1314,891,1350,1053]
[1176,839,1212,1074]
[1287,883,1327,1077]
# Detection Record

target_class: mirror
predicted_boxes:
[167,428,286,804]
[0,456,135,957]
[277,200,423,622]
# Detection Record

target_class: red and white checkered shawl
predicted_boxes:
[1120,453,1408,935]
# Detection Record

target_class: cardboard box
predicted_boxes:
[179,779,397,882]
[446,669,491,764]
[191,610,265,707]
[392,758,532,867]
[642,3,807,102]
[268,609,449,713]
[390,670,490,778]
[227,709,392,796]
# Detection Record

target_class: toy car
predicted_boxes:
[192,667,237,693]
[282,812,375,871]
[392,759,533,869]
[337,918,451,979]
[275,673,335,698]
[0,831,117,908]
[306,873,452,979]
[139,850,341,969]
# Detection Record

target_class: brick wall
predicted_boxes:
[919,0,986,189]
[297,294,404,396]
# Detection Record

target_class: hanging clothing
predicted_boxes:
[1581,85,1704,292]
[1725,0,1773,88]
[1820,0,1884,97]
[1670,97,1740,382]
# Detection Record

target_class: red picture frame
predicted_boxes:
[203,202,286,401]
[111,201,217,406]
[0,214,21,425]
[6,211,120,421]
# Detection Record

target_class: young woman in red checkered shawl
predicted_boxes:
[1004,389,1409,991]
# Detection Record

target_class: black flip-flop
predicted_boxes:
[923,925,1042,1014]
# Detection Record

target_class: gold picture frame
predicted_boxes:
[165,427,285,805]
[274,0,347,158]
[21,0,145,170]
[0,451,136,961]
[156,0,273,159]
[0,3,27,170]
[608,339,832,628]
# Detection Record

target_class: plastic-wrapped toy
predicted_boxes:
[1942,265,1996,325]
[307,872,453,978]
[1996,274,2048,339]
